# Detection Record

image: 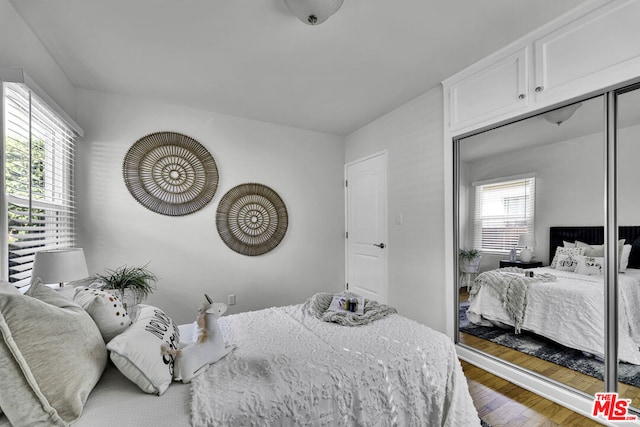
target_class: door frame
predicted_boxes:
[344,150,389,301]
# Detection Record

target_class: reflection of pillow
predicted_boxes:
[74,287,132,342]
[550,246,585,268]
[576,241,605,257]
[106,304,180,395]
[620,244,632,272]
[575,256,605,275]
[0,280,107,426]
[556,254,579,272]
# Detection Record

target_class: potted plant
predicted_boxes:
[458,248,482,273]
[93,264,158,309]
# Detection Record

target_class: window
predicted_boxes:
[3,82,79,287]
[473,175,535,253]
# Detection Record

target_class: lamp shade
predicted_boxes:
[517,234,536,248]
[32,248,89,285]
[283,0,344,25]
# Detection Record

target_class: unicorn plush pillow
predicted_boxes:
[170,295,233,383]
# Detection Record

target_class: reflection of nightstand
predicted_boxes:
[500,260,543,268]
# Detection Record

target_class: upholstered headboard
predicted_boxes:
[549,226,640,269]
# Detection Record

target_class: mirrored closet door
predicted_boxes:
[456,96,611,400]
[616,85,640,409]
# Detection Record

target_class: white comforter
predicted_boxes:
[191,301,480,427]
[467,267,640,364]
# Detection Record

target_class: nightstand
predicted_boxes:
[499,260,543,268]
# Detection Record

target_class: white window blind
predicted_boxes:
[473,176,535,253]
[4,82,78,287]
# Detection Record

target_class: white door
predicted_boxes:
[345,152,388,303]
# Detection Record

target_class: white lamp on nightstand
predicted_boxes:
[31,248,89,287]
[518,235,536,263]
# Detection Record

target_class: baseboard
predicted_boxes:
[457,345,640,427]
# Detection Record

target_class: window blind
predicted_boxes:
[4,82,78,287]
[473,176,535,253]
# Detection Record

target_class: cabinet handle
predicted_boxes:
[518,94,525,100]
[373,243,386,249]
[535,86,544,92]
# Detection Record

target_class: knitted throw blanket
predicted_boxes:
[307,292,397,326]
[469,267,556,333]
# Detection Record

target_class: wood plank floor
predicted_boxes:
[462,361,604,426]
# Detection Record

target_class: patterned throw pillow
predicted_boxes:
[74,287,132,342]
[107,304,180,395]
[575,256,605,275]
[555,253,579,272]
[550,246,586,268]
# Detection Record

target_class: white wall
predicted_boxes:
[75,89,345,324]
[345,87,447,332]
[0,0,76,117]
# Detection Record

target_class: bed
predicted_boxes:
[0,285,481,427]
[466,226,640,365]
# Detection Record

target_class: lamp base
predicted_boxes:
[519,248,534,262]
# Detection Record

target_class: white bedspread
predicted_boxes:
[467,267,640,364]
[191,301,480,427]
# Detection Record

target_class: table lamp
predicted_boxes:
[518,235,536,262]
[31,248,89,287]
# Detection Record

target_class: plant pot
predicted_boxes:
[105,288,143,311]
[460,257,481,273]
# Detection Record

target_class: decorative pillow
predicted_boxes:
[0,279,107,426]
[620,244,632,272]
[106,304,180,395]
[0,280,20,295]
[550,246,585,268]
[74,287,132,342]
[575,256,605,275]
[173,302,232,383]
[555,253,579,272]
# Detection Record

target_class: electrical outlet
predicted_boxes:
[227,294,236,306]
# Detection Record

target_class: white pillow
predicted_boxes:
[575,256,605,275]
[563,240,576,248]
[550,246,585,268]
[555,253,579,272]
[0,279,106,426]
[107,304,180,395]
[620,244,632,272]
[74,287,133,342]
[576,241,605,257]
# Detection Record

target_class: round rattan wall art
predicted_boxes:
[216,183,288,256]
[123,131,219,216]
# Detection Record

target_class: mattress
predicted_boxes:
[467,267,640,364]
[0,300,480,426]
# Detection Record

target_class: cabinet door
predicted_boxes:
[534,0,640,104]
[448,47,529,133]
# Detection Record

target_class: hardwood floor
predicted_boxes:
[462,361,604,426]
[458,288,640,425]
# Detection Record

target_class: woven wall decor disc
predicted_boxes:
[123,132,218,216]
[216,183,288,256]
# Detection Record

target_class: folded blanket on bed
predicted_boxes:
[470,267,556,333]
[307,292,397,326]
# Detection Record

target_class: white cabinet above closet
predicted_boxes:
[443,0,640,136]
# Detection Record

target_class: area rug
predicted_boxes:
[459,301,640,388]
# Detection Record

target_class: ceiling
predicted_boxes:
[11,0,585,136]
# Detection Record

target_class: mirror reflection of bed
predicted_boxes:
[456,91,640,411]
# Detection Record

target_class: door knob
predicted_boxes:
[373,243,386,249]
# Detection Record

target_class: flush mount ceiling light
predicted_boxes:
[543,103,582,126]
[283,0,344,25]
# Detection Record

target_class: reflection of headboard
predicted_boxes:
[549,226,640,269]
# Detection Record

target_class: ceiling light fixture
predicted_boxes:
[283,0,344,25]
[543,103,582,126]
